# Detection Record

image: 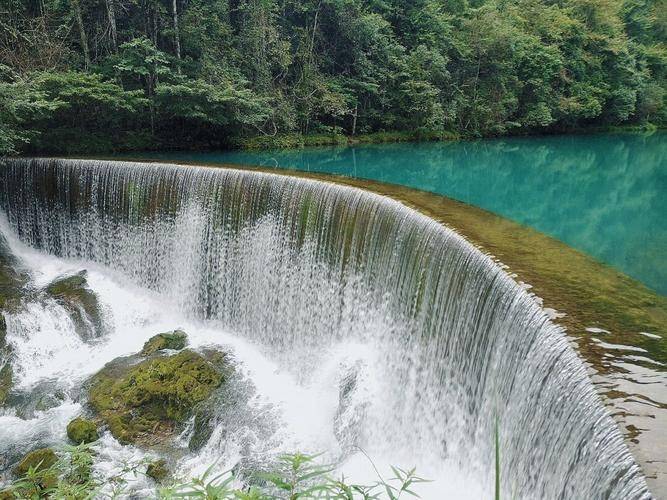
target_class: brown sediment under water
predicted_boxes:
[133,159,667,496]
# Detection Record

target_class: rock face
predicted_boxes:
[45,271,104,339]
[0,235,25,312]
[0,234,25,406]
[88,348,227,446]
[67,417,99,444]
[141,330,188,356]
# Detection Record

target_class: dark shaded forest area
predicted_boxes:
[1,0,665,154]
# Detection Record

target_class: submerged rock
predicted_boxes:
[146,459,169,483]
[141,330,188,356]
[67,417,99,444]
[88,349,227,446]
[45,271,104,340]
[3,380,67,419]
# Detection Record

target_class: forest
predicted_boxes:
[0,0,665,154]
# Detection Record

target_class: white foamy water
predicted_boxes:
[1,225,481,497]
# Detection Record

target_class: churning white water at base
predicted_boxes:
[0,158,652,499]
[0,224,484,497]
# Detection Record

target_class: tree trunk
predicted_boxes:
[72,0,90,69]
[351,103,358,136]
[106,0,117,52]
[172,0,181,62]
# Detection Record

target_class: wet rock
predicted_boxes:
[141,330,188,356]
[0,365,14,407]
[0,313,6,344]
[0,235,28,314]
[67,417,99,444]
[11,448,58,495]
[88,349,227,447]
[45,271,104,339]
[186,365,251,452]
[4,381,67,419]
[0,313,12,406]
[0,234,25,406]
[146,459,169,483]
[0,235,25,312]
[14,448,57,476]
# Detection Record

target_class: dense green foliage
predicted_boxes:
[1,0,665,154]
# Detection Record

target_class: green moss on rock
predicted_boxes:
[14,448,57,476]
[146,459,169,483]
[88,350,224,446]
[45,271,104,339]
[66,417,99,444]
[141,330,188,356]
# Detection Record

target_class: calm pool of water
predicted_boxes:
[130,132,667,295]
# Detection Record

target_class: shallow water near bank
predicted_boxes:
[126,132,667,296]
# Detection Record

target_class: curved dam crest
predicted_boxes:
[0,158,652,498]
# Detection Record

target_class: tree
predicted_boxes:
[0,66,60,155]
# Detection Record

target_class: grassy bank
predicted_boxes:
[164,123,663,153]
[231,129,462,150]
[11,122,663,157]
[226,123,662,151]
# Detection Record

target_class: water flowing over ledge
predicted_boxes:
[0,158,652,499]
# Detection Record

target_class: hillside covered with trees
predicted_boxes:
[1,0,665,154]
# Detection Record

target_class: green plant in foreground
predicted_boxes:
[2,445,429,500]
[161,452,429,499]
[7,444,98,499]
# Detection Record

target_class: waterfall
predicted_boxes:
[0,158,651,499]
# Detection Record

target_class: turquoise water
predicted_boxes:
[131,132,667,295]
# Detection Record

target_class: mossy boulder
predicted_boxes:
[141,330,188,356]
[45,271,104,339]
[14,448,58,476]
[67,417,99,444]
[11,448,58,495]
[146,459,169,483]
[88,349,226,446]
